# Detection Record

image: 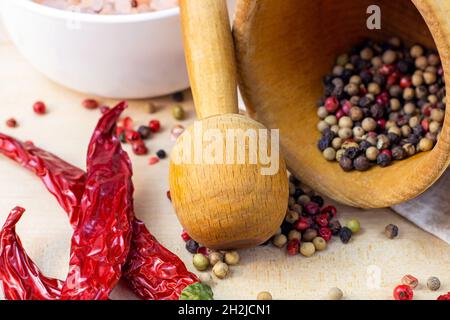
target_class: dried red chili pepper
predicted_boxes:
[0,102,200,300]
[0,207,62,300]
[60,102,134,300]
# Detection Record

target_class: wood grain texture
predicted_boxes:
[233,0,450,208]
[0,44,448,300]
[171,0,288,249]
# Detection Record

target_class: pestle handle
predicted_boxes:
[180,0,239,119]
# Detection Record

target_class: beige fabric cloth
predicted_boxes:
[393,170,450,244]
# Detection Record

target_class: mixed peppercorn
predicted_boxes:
[394,275,444,300]
[316,38,446,172]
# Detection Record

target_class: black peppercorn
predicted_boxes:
[372,74,386,87]
[358,140,372,152]
[353,156,371,171]
[388,133,401,145]
[172,91,185,102]
[344,147,360,160]
[407,134,421,145]
[377,153,392,167]
[359,95,373,108]
[370,104,385,119]
[385,224,399,239]
[329,220,342,236]
[185,239,199,254]
[359,70,372,84]
[280,221,293,235]
[413,125,425,136]
[392,146,407,160]
[311,195,324,208]
[294,188,304,200]
[156,149,167,159]
[289,175,301,186]
[339,227,352,244]
[339,156,354,172]
[137,125,151,140]
[318,133,334,151]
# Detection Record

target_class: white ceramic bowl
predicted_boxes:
[1,0,189,99]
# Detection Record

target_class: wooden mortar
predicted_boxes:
[233,0,450,208]
[169,0,288,249]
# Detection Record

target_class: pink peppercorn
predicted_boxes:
[126,130,140,143]
[321,205,337,219]
[342,101,352,115]
[166,190,172,201]
[316,214,330,227]
[393,285,414,301]
[304,202,320,215]
[377,119,387,130]
[149,119,161,133]
[381,149,393,159]
[132,141,148,155]
[6,118,17,128]
[287,239,300,256]
[437,292,450,300]
[122,116,134,130]
[421,119,430,132]
[335,109,345,120]
[376,92,389,106]
[33,101,46,115]
[324,97,339,113]
[181,231,191,242]
[149,156,160,165]
[82,99,99,110]
[197,247,209,256]
[400,76,412,88]
[379,64,395,76]
[319,227,332,242]
[295,218,310,232]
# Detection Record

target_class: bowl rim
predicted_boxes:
[10,0,179,23]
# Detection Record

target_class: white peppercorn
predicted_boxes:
[429,121,441,134]
[209,252,224,266]
[362,117,377,132]
[415,56,428,70]
[323,148,336,161]
[427,277,441,291]
[317,120,329,133]
[317,106,329,119]
[353,126,365,138]
[338,127,353,139]
[212,262,229,279]
[382,49,397,64]
[338,116,353,128]
[418,138,434,152]
[330,125,340,134]
[431,108,444,122]
[410,44,424,58]
[328,287,344,300]
[300,242,316,257]
[257,291,273,300]
[224,251,240,266]
[366,146,379,161]
[332,137,343,150]
[324,115,338,126]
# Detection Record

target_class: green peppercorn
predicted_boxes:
[193,253,210,271]
[312,237,327,251]
[302,228,318,242]
[272,234,288,248]
[224,251,240,266]
[300,242,316,257]
[172,104,185,120]
[297,195,311,205]
[346,219,361,233]
[427,276,441,291]
[385,224,399,239]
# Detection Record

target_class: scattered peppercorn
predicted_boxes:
[208,252,224,266]
[212,262,229,279]
[185,239,199,254]
[312,237,327,251]
[328,287,343,300]
[156,149,167,159]
[193,253,209,271]
[224,251,240,266]
[346,219,361,234]
[149,119,161,133]
[172,91,185,102]
[393,285,414,300]
[172,105,185,120]
[427,276,441,291]
[6,118,17,128]
[257,291,273,300]
[148,156,160,165]
[33,101,46,115]
[82,98,99,110]
[401,275,419,289]
[339,227,352,244]
[137,125,151,140]
[132,141,148,155]
[300,242,316,257]
[385,224,399,239]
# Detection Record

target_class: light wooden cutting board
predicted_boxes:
[0,41,449,300]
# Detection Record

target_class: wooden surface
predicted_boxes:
[0,37,449,300]
[233,0,450,208]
